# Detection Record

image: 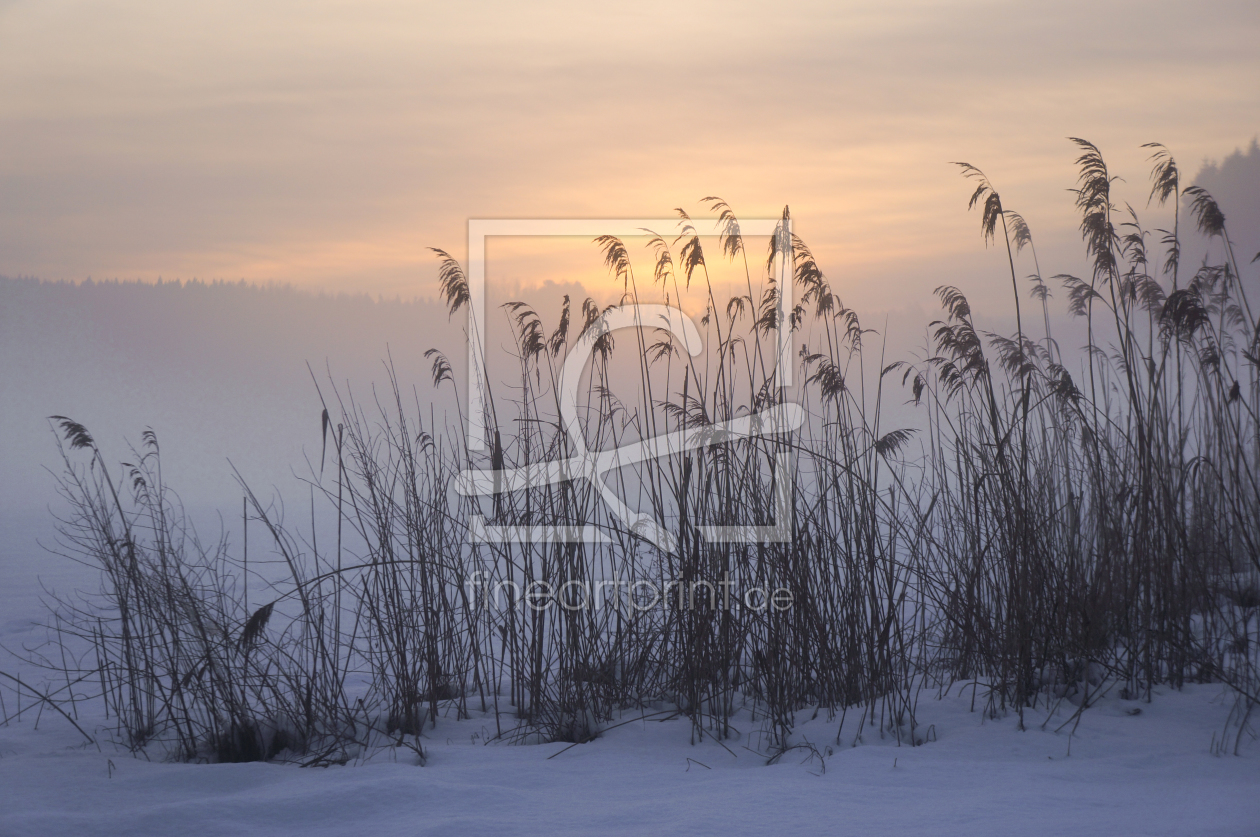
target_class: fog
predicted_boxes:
[2,145,1258,623]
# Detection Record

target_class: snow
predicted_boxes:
[1,518,1256,836]
[1,514,1257,835]
[1,674,1256,837]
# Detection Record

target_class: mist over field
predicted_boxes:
[2,143,1258,621]
[4,144,1257,504]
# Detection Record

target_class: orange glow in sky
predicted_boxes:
[1,0,1257,315]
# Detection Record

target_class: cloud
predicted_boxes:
[0,0,1256,311]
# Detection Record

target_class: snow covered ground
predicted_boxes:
[1,515,1257,836]
[0,675,1256,837]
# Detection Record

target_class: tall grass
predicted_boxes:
[17,139,1259,762]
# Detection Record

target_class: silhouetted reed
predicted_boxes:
[17,139,1258,762]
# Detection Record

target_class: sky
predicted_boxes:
[1,0,1259,532]
[2,0,1259,316]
